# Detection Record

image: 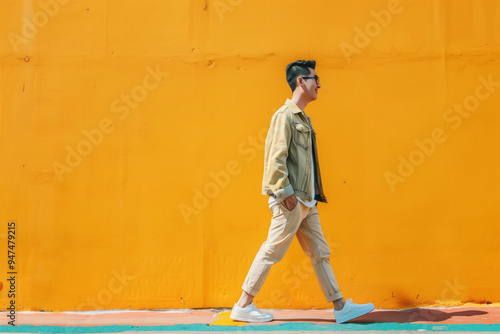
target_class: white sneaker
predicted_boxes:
[334,298,374,324]
[230,302,273,323]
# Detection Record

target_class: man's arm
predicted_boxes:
[262,111,296,207]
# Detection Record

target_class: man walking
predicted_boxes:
[230,60,375,323]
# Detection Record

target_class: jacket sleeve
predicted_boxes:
[262,111,295,202]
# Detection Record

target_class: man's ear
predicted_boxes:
[296,77,302,87]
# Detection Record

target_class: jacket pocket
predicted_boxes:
[293,123,310,150]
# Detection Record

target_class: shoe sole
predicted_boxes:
[335,304,375,324]
[230,313,273,323]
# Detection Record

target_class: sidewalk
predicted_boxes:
[1,306,500,333]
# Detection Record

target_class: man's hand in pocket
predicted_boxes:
[283,195,298,211]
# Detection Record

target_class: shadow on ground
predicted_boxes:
[273,309,489,324]
[359,309,488,323]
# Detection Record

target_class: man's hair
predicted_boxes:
[286,60,316,92]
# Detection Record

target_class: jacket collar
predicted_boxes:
[285,99,304,114]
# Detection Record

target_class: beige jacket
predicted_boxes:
[262,99,327,203]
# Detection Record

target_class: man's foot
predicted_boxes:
[334,298,374,324]
[230,302,273,323]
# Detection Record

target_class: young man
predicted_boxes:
[230,60,375,323]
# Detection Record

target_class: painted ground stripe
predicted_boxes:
[210,311,246,326]
[1,323,500,332]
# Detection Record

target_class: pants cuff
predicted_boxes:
[326,292,344,303]
[242,284,259,297]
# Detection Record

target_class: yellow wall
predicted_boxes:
[1,0,499,311]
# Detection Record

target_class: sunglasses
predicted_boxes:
[301,75,320,85]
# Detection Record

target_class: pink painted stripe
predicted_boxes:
[4,307,500,327]
[13,311,217,326]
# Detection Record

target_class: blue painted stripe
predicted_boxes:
[0,323,500,332]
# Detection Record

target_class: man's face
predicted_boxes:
[301,68,321,101]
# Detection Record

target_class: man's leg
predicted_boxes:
[236,290,254,308]
[295,206,374,323]
[231,202,306,322]
[241,202,305,299]
[295,206,343,304]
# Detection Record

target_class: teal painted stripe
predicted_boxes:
[0,323,500,332]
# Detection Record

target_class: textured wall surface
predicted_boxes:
[0,0,499,311]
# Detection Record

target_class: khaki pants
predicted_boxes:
[242,201,343,302]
